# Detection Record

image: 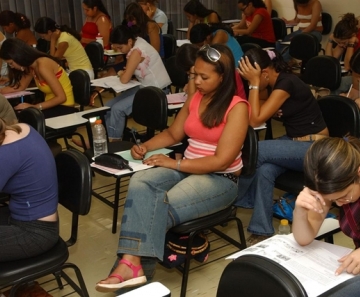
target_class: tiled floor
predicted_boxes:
[16,97,355,297]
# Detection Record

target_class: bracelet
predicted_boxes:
[347,43,355,48]
[176,159,182,171]
[249,85,259,90]
[38,103,42,111]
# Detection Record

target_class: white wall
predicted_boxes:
[272,0,360,46]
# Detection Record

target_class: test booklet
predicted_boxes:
[90,76,141,93]
[226,234,354,297]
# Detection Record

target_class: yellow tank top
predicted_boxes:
[34,67,74,106]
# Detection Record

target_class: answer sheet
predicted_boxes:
[227,234,354,297]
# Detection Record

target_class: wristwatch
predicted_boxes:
[249,85,259,90]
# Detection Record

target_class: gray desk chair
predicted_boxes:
[166,126,258,297]
[0,149,92,297]
[216,255,308,297]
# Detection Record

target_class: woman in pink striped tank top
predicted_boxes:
[95,44,250,292]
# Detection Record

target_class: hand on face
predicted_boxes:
[237,56,261,86]
[295,187,326,214]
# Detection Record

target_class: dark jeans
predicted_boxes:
[0,206,59,262]
[236,35,275,49]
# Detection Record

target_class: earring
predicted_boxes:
[20,66,24,71]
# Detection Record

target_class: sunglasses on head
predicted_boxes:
[199,44,221,62]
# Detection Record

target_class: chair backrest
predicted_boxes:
[240,42,262,54]
[17,107,46,138]
[321,12,332,35]
[164,56,188,93]
[69,69,91,110]
[36,38,50,53]
[302,55,342,90]
[163,34,177,60]
[272,18,287,41]
[167,19,174,35]
[132,86,168,140]
[216,255,308,297]
[289,33,319,60]
[241,126,258,176]
[271,9,278,18]
[318,95,360,138]
[55,149,92,246]
[85,41,104,78]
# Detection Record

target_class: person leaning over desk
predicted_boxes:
[0,38,75,119]
[293,137,360,296]
[235,48,329,247]
[0,118,59,262]
[95,44,249,293]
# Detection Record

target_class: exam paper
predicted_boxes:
[91,76,141,93]
[227,234,354,297]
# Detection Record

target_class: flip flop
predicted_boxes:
[95,259,147,292]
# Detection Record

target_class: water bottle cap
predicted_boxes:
[95,119,102,124]
[280,219,289,226]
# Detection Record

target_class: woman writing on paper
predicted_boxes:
[0,38,75,118]
[104,25,170,141]
[235,48,328,246]
[293,137,360,282]
[96,43,249,292]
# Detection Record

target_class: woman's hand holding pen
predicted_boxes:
[237,56,261,86]
[336,249,360,276]
[131,143,147,160]
[295,187,326,214]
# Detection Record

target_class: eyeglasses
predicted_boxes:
[240,4,248,12]
[199,44,221,62]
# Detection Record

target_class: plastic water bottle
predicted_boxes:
[92,119,108,157]
[96,33,104,48]
[278,219,291,235]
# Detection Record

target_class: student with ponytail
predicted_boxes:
[34,17,94,79]
[236,48,328,246]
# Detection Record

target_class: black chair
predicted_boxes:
[288,33,319,74]
[167,19,174,35]
[0,149,92,297]
[163,33,176,60]
[85,41,104,79]
[164,56,188,93]
[302,55,342,93]
[272,18,287,41]
[240,42,261,54]
[132,86,168,141]
[216,255,308,297]
[69,69,91,111]
[271,9,279,18]
[167,126,258,297]
[274,95,360,208]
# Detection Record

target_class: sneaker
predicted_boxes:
[246,234,271,247]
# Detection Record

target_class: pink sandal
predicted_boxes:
[95,259,147,292]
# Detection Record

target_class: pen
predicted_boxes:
[346,84,353,98]
[131,129,144,160]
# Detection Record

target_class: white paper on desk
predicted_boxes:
[226,234,354,297]
[91,76,141,93]
[4,90,34,99]
[176,39,191,47]
[91,161,152,175]
[167,92,187,104]
[116,148,173,164]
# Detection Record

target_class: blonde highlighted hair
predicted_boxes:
[0,118,22,145]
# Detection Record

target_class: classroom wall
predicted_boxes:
[273,0,360,47]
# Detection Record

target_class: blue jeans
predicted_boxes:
[327,276,360,297]
[105,86,140,139]
[116,167,238,261]
[331,75,353,95]
[235,137,312,236]
[277,29,322,62]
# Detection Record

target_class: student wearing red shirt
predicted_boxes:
[233,0,276,48]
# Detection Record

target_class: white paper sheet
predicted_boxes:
[226,234,354,297]
[91,76,141,93]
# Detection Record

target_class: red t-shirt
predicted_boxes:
[246,7,276,43]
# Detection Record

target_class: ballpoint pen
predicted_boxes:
[131,128,144,160]
[346,84,353,98]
